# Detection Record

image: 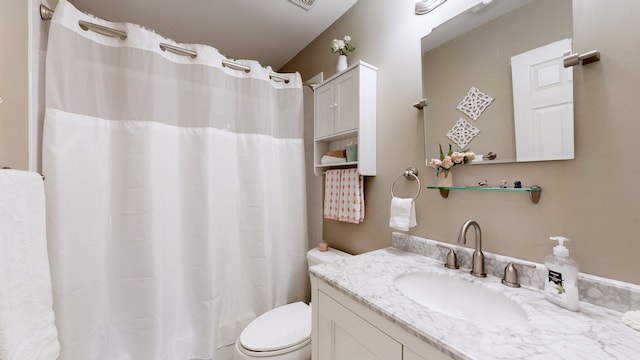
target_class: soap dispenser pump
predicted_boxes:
[544,236,579,311]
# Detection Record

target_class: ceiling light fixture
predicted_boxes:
[415,0,447,15]
[290,0,317,11]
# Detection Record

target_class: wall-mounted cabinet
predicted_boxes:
[313,61,377,176]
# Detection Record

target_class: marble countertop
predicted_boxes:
[310,247,640,360]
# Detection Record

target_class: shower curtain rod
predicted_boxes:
[39,4,292,83]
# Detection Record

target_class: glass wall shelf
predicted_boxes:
[426,185,542,204]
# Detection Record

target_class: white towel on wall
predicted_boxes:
[0,169,60,360]
[389,197,416,231]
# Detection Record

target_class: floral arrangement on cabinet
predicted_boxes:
[331,35,355,55]
[429,144,475,178]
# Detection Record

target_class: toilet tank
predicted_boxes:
[306,246,352,268]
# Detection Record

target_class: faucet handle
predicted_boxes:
[501,261,536,288]
[436,244,459,269]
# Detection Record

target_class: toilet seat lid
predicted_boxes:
[239,302,311,352]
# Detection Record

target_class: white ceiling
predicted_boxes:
[71,0,358,70]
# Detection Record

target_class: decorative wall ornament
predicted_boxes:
[446,118,480,149]
[456,86,494,121]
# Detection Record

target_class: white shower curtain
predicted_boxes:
[42,1,308,359]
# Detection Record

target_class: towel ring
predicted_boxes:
[391,167,421,200]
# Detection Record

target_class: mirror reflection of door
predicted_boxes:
[421,0,574,164]
[511,38,574,161]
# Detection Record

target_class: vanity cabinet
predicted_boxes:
[311,274,452,360]
[318,291,402,360]
[313,61,376,176]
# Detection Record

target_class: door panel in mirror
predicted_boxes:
[512,38,574,161]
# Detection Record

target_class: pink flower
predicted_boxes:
[451,152,465,164]
[442,156,454,169]
[429,158,442,169]
[432,144,475,180]
[464,152,476,162]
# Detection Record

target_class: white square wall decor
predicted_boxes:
[456,86,494,121]
[446,118,480,149]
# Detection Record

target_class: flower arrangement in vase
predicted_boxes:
[429,144,475,187]
[331,35,355,72]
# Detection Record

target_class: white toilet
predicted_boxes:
[233,247,352,360]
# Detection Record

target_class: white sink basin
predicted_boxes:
[394,272,528,328]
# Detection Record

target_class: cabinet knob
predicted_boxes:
[333,103,338,108]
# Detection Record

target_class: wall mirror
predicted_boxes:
[422,0,573,165]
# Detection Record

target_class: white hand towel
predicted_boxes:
[0,169,60,360]
[389,197,416,231]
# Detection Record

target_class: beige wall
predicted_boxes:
[0,0,29,169]
[281,0,640,284]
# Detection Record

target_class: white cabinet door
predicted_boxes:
[404,348,427,360]
[315,84,336,139]
[314,70,358,138]
[318,292,402,360]
[333,70,358,134]
[404,345,452,360]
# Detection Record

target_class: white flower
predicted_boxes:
[330,35,356,55]
[331,39,341,52]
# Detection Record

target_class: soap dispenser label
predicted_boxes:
[546,268,566,298]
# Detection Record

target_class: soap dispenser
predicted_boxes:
[544,236,579,311]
